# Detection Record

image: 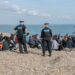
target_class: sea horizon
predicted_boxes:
[0,24,75,36]
[0,24,75,26]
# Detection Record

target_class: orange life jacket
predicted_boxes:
[0,42,3,49]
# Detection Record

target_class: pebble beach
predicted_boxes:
[0,48,75,75]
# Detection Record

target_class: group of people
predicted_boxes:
[14,21,53,56]
[0,33,16,51]
[51,35,75,50]
[0,21,75,57]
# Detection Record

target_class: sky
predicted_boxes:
[0,0,75,25]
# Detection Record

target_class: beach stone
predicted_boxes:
[0,48,75,75]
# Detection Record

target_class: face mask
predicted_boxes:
[44,25,48,28]
[20,23,24,25]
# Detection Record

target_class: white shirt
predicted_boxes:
[52,40,59,50]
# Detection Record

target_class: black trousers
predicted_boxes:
[42,40,52,55]
[18,37,28,53]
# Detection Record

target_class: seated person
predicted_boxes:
[0,33,3,42]
[66,36,75,48]
[28,35,41,48]
[0,42,3,51]
[52,37,59,50]
[62,36,68,48]
[9,34,16,50]
[2,36,10,50]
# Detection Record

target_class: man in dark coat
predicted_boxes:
[14,21,29,53]
[41,23,52,56]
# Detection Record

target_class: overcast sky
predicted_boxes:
[0,0,75,25]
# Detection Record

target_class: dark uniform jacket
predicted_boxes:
[14,24,26,38]
[41,27,52,41]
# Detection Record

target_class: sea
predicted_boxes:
[0,24,75,36]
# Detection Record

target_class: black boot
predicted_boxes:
[48,53,51,57]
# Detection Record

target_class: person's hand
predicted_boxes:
[27,33,29,36]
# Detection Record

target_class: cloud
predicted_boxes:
[11,4,21,14]
[3,0,9,4]
[0,1,72,21]
[28,10,39,16]
[0,0,51,19]
[58,16,72,20]
[40,13,51,18]
[0,0,9,4]
[22,9,27,13]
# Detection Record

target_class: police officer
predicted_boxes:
[14,21,29,53]
[41,23,52,56]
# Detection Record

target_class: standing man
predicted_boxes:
[41,23,52,56]
[14,21,29,54]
